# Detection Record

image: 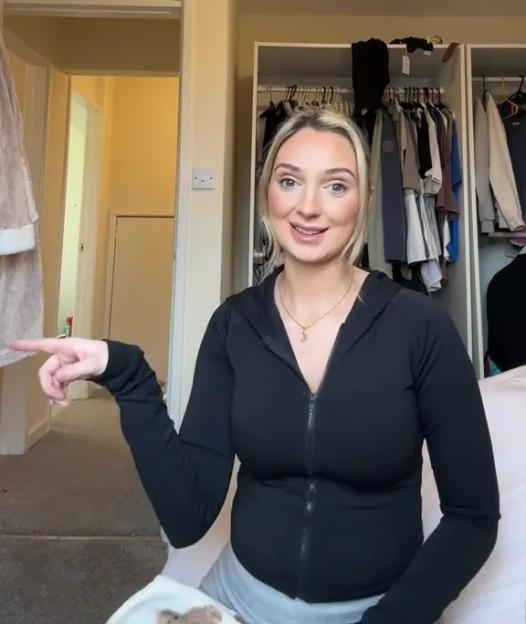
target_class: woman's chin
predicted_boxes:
[282,247,339,267]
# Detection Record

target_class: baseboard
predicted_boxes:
[27,417,50,450]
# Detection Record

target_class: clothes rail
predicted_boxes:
[257,85,444,94]
[257,84,353,94]
[472,77,526,82]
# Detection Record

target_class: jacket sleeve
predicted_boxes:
[360,303,500,624]
[94,306,235,547]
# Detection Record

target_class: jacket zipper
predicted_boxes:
[297,393,317,597]
[296,328,342,597]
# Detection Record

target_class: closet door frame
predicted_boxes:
[465,44,484,379]
[465,44,526,379]
[436,43,473,358]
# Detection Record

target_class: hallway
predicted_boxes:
[0,390,166,623]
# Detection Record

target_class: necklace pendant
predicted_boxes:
[300,329,308,342]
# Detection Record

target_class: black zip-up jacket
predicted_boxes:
[96,270,500,624]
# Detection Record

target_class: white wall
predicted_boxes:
[169,0,236,420]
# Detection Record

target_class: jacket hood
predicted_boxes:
[227,267,402,351]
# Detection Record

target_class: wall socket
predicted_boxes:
[192,168,215,190]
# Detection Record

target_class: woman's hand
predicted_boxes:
[10,338,109,404]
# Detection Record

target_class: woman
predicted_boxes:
[13,110,500,624]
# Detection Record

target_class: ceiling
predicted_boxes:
[238,0,526,17]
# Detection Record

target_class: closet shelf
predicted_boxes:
[469,45,526,78]
[257,43,452,85]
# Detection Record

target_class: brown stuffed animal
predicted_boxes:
[157,606,245,624]
[157,605,223,624]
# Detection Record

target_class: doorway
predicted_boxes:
[0,13,181,623]
[58,92,91,339]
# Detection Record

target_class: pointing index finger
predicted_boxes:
[10,338,67,355]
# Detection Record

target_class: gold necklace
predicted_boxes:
[277,273,354,342]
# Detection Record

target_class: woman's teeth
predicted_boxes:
[293,225,324,235]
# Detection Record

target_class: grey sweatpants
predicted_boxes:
[199,544,383,624]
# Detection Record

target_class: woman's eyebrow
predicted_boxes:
[273,162,301,173]
[324,167,356,179]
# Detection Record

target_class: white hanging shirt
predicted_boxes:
[486,92,525,231]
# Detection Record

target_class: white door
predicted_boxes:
[106,215,175,386]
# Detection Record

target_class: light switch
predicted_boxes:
[192,168,215,190]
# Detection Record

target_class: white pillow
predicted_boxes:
[422,366,526,624]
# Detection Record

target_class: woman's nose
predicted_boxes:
[296,189,321,219]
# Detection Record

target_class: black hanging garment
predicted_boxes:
[487,253,526,371]
[351,38,390,141]
[390,37,434,53]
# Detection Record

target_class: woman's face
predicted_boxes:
[267,128,360,266]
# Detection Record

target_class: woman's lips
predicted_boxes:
[290,222,328,244]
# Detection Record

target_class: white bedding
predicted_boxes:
[422,365,526,624]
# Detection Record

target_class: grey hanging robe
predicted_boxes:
[0,34,44,367]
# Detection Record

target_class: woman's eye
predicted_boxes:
[329,182,347,194]
[279,177,298,190]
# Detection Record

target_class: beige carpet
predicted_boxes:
[0,536,165,624]
[0,390,166,623]
[0,390,160,536]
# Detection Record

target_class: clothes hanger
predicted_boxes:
[510,75,526,110]
[499,76,522,119]
[509,75,525,100]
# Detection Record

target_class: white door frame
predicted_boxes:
[166,0,191,429]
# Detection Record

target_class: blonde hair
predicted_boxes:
[258,108,371,276]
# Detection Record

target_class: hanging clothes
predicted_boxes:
[422,107,442,195]
[446,121,462,263]
[366,92,462,295]
[394,104,420,192]
[367,110,392,277]
[380,109,406,263]
[487,250,526,372]
[0,34,43,367]
[0,39,38,255]
[485,92,524,231]
[404,190,428,265]
[503,112,526,220]
[474,97,495,233]
[352,38,389,140]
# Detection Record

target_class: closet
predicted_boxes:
[248,43,473,356]
[466,45,526,378]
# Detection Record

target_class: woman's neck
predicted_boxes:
[279,258,355,314]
